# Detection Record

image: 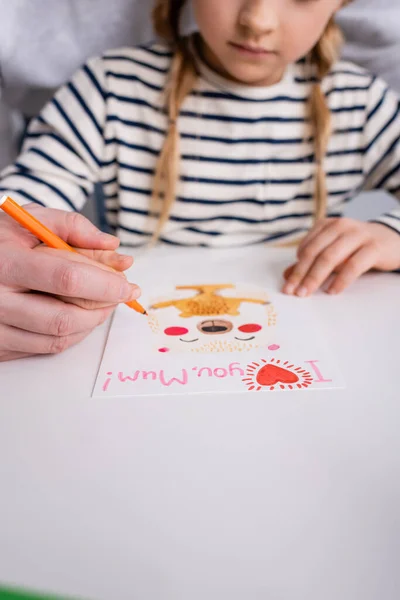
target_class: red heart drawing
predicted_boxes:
[256,364,299,387]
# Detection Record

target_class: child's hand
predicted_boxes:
[0,204,140,362]
[282,218,400,297]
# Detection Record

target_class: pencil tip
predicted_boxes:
[143,310,148,316]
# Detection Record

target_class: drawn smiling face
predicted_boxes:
[154,316,269,353]
[149,302,276,354]
[147,284,277,354]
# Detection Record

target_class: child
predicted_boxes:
[0,0,399,361]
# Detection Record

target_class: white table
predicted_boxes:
[0,247,399,600]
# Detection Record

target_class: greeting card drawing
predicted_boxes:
[93,283,344,397]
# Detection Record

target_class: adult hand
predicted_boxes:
[0,204,140,362]
[282,218,400,297]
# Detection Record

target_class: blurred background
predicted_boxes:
[0,0,398,228]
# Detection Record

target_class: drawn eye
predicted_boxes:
[238,324,262,333]
[164,327,190,336]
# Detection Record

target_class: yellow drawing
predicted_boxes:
[148,284,278,354]
[147,312,161,334]
[150,285,269,318]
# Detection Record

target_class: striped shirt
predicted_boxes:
[1,40,400,247]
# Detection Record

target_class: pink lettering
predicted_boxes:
[118,371,140,383]
[159,369,189,387]
[229,362,245,377]
[102,372,113,392]
[214,368,228,378]
[305,361,332,383]
[198,367,213,378]
[142,371,157,381]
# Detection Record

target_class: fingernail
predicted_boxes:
[117,254,132,262]
[296,286,308,298]
[327,287,338,295]
[129,286,141,300]
[119,280,133,301]
[283,283,295,295]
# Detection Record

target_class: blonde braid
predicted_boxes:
[309,17,344,222]
[151,0,197,240]
[151,1,350,238]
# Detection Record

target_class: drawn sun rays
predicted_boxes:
[243,357,313,392]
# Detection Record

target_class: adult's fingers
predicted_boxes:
[1,204,120,251]
[35,244,133,274]
[76,248,134,272]
[0,351,34,363]
[0,291,114,336]
[0,323,93,356]
[0,245,140,303]
[29,205,120,250]
[327,244,377,294]
[34,247,136,309]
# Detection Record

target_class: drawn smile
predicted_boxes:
[180,338,200,343]
[234,336,256,342]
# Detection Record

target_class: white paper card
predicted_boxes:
[93,278,344,398]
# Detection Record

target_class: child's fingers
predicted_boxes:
[283,264,295,281]
[296,218,333,254]
[327,244,377,294]
[283,225,330,282]
[283,222,342,294]
[290,233,365,297]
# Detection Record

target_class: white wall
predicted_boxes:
[343,191,398,221]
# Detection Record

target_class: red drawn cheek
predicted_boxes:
[158,347,170,353]
[164,327,189,336]
[238,324,262,334]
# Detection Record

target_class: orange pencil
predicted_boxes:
[0,195,147,315]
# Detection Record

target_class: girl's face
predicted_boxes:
[193,0,343,87]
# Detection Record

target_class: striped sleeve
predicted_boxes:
[0,57,107,211]
[363,76,400,235]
